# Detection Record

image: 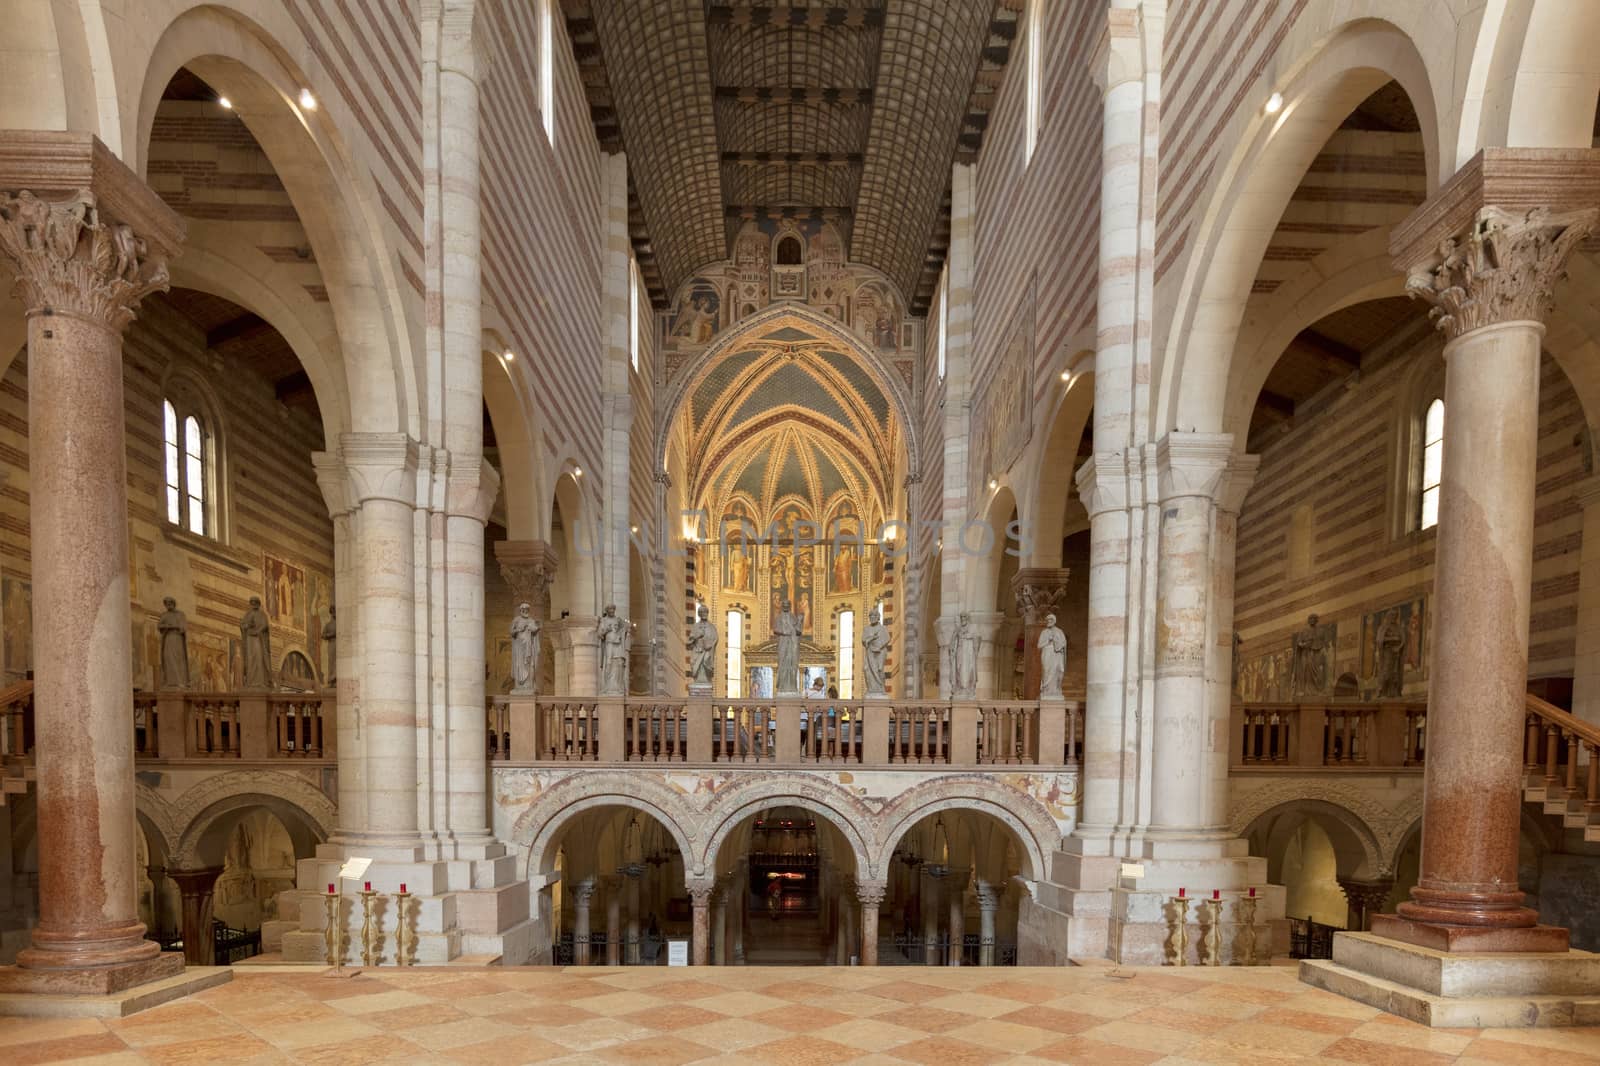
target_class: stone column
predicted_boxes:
[623,864,642,965]
[710,880,728,966]
[1010,570,1070,699]
[1149,433,1233,839]
[1380,201,1597,952]
[946,869,969,966]
[976,880,1001,966]
[567,619,600,697]
[604,875,622,966]
[314,455,365,835]
[1568,478,1600,727]
[1338,877,1395,933]
[731,862,747,964]
[571,877,595,965]
[340,436,423,849]
[169,868,223,967]
[0,135,186,994]
[146,866,168,941]
[969,612,1006,698]
[857,882,884,965]
[922,868,943,965]
[689,881,713,966]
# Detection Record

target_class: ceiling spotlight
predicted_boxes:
[630,525,639,535]
[1264,91,1284,115]
[503,349,515,361]
[573,467,583,477]
[218,96,233,110]
[987,477,999,491]
[1060,369,1071,382]
[299,88,318,111]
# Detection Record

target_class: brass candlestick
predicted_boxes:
[360,886,381,966]
[394,888,416,967]
[1235,895,1259,965]
[323,887,342,968]
[1164,895,1190,966]
[1200,897,1224,966]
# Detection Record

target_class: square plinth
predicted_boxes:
[0,950,184,995]
[0,966,230,1018]
[1370,913,1570,953]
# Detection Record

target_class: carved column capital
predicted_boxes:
[0,134,184,335]
[687,880,715,908]
[975,879,1003,912]
[495,539,558,616]
[856,882,887,907]
[1011,568,1071,626]
[569,876,597,906]
[1155,433,1234,505]
[1405,205,1596,340]
[338,433,421,508]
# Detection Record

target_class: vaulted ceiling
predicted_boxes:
[563,0,1019,312]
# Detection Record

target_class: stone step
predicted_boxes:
[1331,931,1600,998]
[1301,957,1600,1028]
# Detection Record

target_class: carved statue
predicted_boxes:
[321,606,336,686]
[157,596,189,689]
[948,612,979,699]
[862,608,891,698]
[1038,612,1067,700]
[511,602,542,695]
[1376,609,1405,698]
[597,604,629,696]
[687,604,718,689]
[774,598,802,695]
[240,596,273,689]
[1290,613,1329,698]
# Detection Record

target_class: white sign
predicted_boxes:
[338,857,372,882]
[667,939,689,967]
[1119,862,1145,880]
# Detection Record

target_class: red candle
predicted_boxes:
[400,883,407,894]
[327,883,335,895]
[1249,887,1256,898]
[1177,887,1185,898]
[1213,889,1220,900]
[364,881,372,892]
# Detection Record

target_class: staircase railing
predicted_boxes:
[0,681,32,758]
[1523,694,1600,815]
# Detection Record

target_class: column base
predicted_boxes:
[0,965,230,1019]
[1301,931,1600,1028]
[1370,913,1570,953]
[0,951,183,995]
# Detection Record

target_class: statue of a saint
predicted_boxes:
[1038,612,1067,700]
[948,612,979,699]
[774,598,802,695]
[597,604,629,696]
[240,595,273,689]
[1290,613,1329,698]
[321,606,336,686]
[687,604,718,690]
[1376,609,1405,698]
[158,596,189,689]
[511,602,541,695]
[862,608,891,698]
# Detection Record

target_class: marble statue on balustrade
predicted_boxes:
[321,606,336,687]
[158,596,189,689]
[1290,613,1330,698]
[687,604,718,693]
[511,602,542,695]
[240,595,273,689]
[862,608,891,698]
[597,604,629,696]
[1038,612,1066,700]
[1375,608,1405,698]
[949,612,978,699]
[774,597,802,695]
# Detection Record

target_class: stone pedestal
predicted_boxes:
[0,132,194,1006]
[169,868,223,967]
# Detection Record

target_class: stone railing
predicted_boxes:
[1231,701,1428,770]
[487,696,1081,768]
[133,690,335,761]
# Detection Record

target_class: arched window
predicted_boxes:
[163,398,211,537]
[837,610,856,699]
[539,0,555,144]
[1420,397,1444,530]
[1024,0,1043,164]
[936,276,948,382]
[775,236,803,266]
[629,257,640,372]
[726,608,744,698]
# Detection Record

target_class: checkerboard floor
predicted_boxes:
[6,963,1597,1064]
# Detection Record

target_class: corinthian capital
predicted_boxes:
[1407,205,1597,340]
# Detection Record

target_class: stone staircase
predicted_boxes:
[0,682,34,807]
[1522,694,1600,845]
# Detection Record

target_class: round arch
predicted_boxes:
[134,6,419,439]
[482,318,543,540]
[697,779,876,880]
[654,303,921,482]
[511,774,697,880]
[1024,365,1094,568]
[1242,798,1383,880]
[172,790,329,870]
[874,777,1055,884]
[1462,0,1600,158]
[550,467,597,618]
[1157,17,1441,439]
[965,483,1018,612]
[167,772,334,869]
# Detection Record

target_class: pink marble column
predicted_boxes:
[169,868,223,967]
[689,881,713,966]
[0,135,184,993]
[1379,203,1597,952]
[571,877,595,965]
[857,882,884,966]
[946,868,968,966]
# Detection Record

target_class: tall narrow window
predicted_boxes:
[1025,1,1043,164]
[837,610,855,700]
[936,280,947,381]
[726,609,743,698]
[163,397,213,537]
[1420,398,1445,530]
[539,0,555,144]
[629,258,640,372]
